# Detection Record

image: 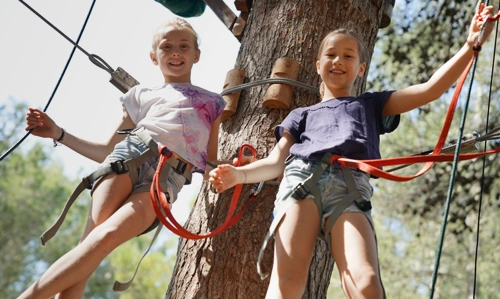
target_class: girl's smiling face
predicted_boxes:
[316,33,366,99]
[150,27,200,83]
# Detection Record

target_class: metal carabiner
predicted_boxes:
[250,182,265,197]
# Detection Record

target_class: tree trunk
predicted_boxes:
[166,1,384,298]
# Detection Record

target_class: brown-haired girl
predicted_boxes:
[210,6,495,298]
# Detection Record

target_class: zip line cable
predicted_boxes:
[473,1,499,296]
[429,3,499,297]
[0,0,97,163]
[18,0,114,74]
[428,26,488,299]
[429,54,479,299]
[15,0,140,92]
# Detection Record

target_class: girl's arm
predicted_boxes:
[26,107,135,163]
[206,115,222,164]
[203,115,222,180]
[383,5,495,116]
[203,115,258,180]
[209,131,295,193]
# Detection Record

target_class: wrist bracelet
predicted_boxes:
[53,128,65,147]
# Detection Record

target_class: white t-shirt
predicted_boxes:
[121,83,226,172]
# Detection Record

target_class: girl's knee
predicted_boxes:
[88,224,123,253]
[359,274,384,297]
[270,270,308,298]
[344,271,384,299]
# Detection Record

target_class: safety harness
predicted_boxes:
[117,143,260,291]
[256,153,371,279]
[148,144,261,240]
[256,8,500,277]
[39,127,194,291]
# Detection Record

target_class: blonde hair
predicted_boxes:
[317,29,367,97]
[151,17,199,51]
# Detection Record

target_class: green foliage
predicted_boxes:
[0,101,85,297]
[364,0,500,298]
[368,0,476,92]
[109,236,177,299]
[0,99,178,298]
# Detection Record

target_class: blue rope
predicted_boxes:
[0,0,97,162]
[428,47,481,299]
[429,2,499,297]
[473,1,499,296]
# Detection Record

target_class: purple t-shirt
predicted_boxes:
[275,90,399,161]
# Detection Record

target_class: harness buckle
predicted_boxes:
[110,160,129,174]
[174,159,188,175]
[354,200,372,212]
[82,176,93,189]
[291,182,310,200]
[117,129,134,134]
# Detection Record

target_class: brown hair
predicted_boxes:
[317,29,367,97]
[151,17,199,51]
[316,28,367,63]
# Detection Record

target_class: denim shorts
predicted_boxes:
[99,134,186,204]
[274,157,374,231]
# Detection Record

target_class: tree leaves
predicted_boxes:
[369,0,500,297]
[0,99,178,298]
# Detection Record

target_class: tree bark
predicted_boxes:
[166,1,384,298]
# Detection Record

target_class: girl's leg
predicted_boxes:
[55,173,134,298]
[329,212,384,299]
[266,198,321,299]
[17,175,157,299]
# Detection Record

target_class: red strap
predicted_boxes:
[333,53,500,181]
[150,144,259,239]
[332,146,500,182]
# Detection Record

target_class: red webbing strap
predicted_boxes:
[333,53,499,181]
[150,144,258,239]
[332,146,500,182]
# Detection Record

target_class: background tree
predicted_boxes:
[0,99,178,298]
[366,0,500,297]
[166,1,387,298]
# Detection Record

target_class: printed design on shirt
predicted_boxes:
[172,85,225,170]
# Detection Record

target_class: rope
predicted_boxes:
[430,4,496,296]
[18,0,114,74]
[0,0,97,163]
[150,144,260,239]
[220,77,319,96]
[429,52,479,299]
[385,128,500,173]
[473,1,499,296]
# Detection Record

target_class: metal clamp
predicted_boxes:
[250,182,265,197]
[110,67,140,93]
[110,160,129,174]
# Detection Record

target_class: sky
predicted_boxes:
[0,0,241,224]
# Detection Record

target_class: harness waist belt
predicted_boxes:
[40,127,192,245]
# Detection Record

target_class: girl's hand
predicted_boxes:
[467,4,496,46]
[209,164,244,193]
[25,108,61,139]
[232,155,258,166]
